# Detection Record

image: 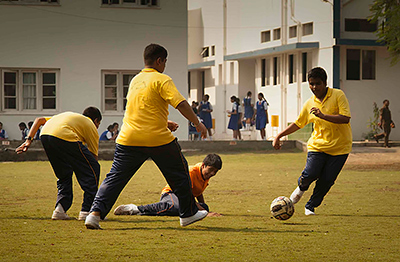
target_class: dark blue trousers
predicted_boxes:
[41,135,100,212]
[138,192,209,216]
[299,152,348,212]
[90,138,198,219]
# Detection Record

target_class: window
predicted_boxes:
[211,45,215,56]
[218,64,222,85]
[346,49,376,80]
[201,47,209,58]
[101,0,159,8]
[201,71,205,97]
[302,52,308,82]
[273,57,280,85]
[1,69,58,111]
[261,30,271,43]
[0,0,59,4]
[230,62,234,84]
[261,58,270,87]
[273,28,281,40]
[187,71,191,95]
[345,19,377,32]
[289,26,297,38]
[288,54,296,84]
[302,22,313,36]
[102,70,138,112]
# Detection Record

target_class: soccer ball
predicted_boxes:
[270,196,295,220]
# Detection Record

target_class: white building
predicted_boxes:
[188,0,400,141]
[0,0,189,140]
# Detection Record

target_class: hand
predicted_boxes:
[310,107,324,119]
[167,120,179,132]
[272,137,282,150]
[391,122,395,128]
[207,212,222,217]
[15,140,32,154]
[195,122,208,139]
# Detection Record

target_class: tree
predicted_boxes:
[369,0,400,65]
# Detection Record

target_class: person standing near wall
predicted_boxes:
[253,93,269,140]
[199,94,213,140]
[243,91,254,131]
[374,99,395,148]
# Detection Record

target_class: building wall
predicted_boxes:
[0,0,188,140]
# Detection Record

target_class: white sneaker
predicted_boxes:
[77,211,90,221]
[113,204,139,215]
[51,210,71,220]
[290,186,305,204]
[180,210,208,227]
[85,214,102,229]
[305,208,315,216]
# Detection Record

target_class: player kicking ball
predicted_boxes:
[273,67,352,216]
[114,154,222,217]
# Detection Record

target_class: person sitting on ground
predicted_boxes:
[114,154,222,217]
[99,125,115,141]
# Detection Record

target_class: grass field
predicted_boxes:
[1,152,400,261]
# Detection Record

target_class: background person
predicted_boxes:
[0,122,9,140]
[198,94,213,140]
[114,154,222,217]
[84,43,208,230]
[19,122,28,140]
[253,93,269,140]
[273,67,352,216]
[16,107,102,221]
[227,96,241,140]
[243,91,254,131]
[374,99,395,148]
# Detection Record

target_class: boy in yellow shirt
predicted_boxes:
[273,67,352,215]
[85,44,208,229]
[113,154,222,217]
[15,107,102,220]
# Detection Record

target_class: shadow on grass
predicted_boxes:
[324,213,400,218]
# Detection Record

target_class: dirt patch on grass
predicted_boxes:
[345,147,400,171]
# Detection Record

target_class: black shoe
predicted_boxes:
[374,135,379,143]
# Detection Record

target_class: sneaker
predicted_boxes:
[77,211,90,221]
[305,208,315,216]
[290,186,305,204]
[51,210,71,220]
[180,210,208,227]
[85,214,102,230]
[113,204,139,216]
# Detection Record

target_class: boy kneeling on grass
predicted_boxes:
[114,154,222,217]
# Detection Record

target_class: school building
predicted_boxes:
[188,0,400,141]
[0,0,189,140]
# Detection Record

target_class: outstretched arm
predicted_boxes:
[272,123,300,150]
[15,117,47,154]
[176,101,207,138]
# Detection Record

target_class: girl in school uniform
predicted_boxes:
[243,91,254,130]
[227,96,242,140]
[199,94,213,140]
[253,92,269,140]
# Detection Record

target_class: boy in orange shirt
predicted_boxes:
[113,154,222,217]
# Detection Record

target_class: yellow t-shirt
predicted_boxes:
[161,163,209,197]
[116,68,186,147]
[40,112,99,156]
[294,88,352,155]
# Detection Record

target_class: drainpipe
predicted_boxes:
[281,0,288,134]
[223,0,227,133]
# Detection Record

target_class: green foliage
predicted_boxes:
[1,155,400,261]
[369,0,400,66]
[362,102,380,140]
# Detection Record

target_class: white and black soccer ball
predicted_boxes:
[270,196,295,220]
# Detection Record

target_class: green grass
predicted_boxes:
[1,152,400,261]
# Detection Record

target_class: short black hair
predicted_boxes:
[204,94,210,99]
[28,121,34,128]
[383,99,389,104]
[82,106,102,123]
[107,124,114,131]
[203,154,222,170]
[307,67,327,83]
[144,43,168,65]
[19,122,27,128]
[247,91,252,96]
[112,122,119,127]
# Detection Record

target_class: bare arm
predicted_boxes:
[310,107,350,124]
[15,117,47,154]
[272,123,300,150]
[176,101,207,138]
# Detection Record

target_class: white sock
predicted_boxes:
[55,203,65,213]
